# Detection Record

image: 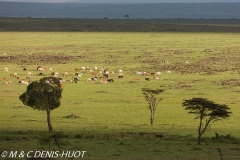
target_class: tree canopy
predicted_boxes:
[182,97,232,144]
[19,77,63,132]
[142,88,164,125]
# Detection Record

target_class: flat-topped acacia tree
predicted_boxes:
[182,97,232,145]
[19,77,63,132]
[142,88,164,125]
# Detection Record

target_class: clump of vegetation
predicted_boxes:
[212,133,240,144]
[64,114,79,119]
[39,132,68,149]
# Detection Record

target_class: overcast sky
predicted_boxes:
[1,0,240,3]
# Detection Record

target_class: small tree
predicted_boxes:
[19,77,63,132]
[182,97,232,145]
[142,88,164,125]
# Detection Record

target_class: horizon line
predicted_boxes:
[0,1,240,4]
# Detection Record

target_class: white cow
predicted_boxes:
[4,67,9,72]
[136,71,143,75]
[38,67,43,71]
[156,72,162,75]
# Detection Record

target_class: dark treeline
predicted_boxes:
[1,18,240,32]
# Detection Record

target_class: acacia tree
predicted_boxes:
[182,97,232,145]
[142,88,164,125]
[19,77,63,132]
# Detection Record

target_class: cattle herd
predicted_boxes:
[2,65,171,86]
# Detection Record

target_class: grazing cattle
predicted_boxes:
[3,81,8,85]
[118,73,123,78]
[82,67,86,71]
[73,77,79,81]
[153,76,159,80]
[62,72,68,76]
[4,67,9,72]
[28,72,32,76]
[118,69,122,73]
[58,78,65,83]
[111,71,115,74]
[23,68,27,71]
[10,74,14,77]
[75,68,81,71]
[16,76,21,80]
[49,68,53,71]
[100,80,107,84]
[91,77,98,81]
[151,72,155,76]
[107,79,114,82]
[59,79,65,83]
[167,70,171,74]
[3,77,7,81]
[133,78,140,81]
[156,72,162,76]
[38,67,43,71]
[37,66,42,71]
[19,80,29,85]
[145,78,150,81]
[75,73,79,76]
[103,73,108,79]
[90,71,96,77]
[136,71,143,75]
[39,73,43,76]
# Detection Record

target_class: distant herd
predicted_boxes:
[2,65,172,86]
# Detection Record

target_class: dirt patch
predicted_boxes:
[174,82,195,90]
[161,52,240,74]
[0,53,76,64]
[220,79,240,86]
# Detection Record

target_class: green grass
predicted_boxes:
[0,19,240,159]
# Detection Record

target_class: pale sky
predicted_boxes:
[1,0,240,3]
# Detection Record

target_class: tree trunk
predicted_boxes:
[150,110,154,125]
[47,110,53,132]
[197,133,202,145]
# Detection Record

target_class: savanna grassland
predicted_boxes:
[0,18,240,160]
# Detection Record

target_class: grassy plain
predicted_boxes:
[0,18,240,159]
